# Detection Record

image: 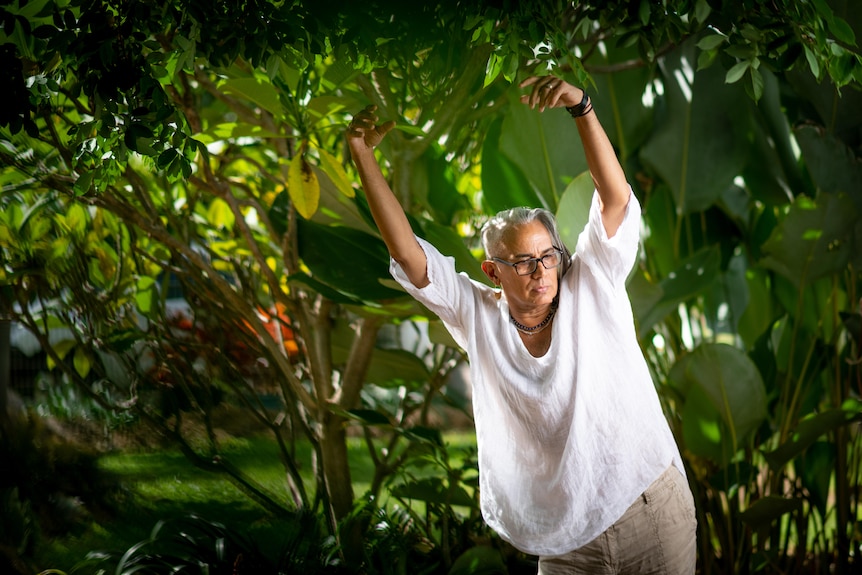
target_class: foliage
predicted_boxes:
[67,513,316,575]
[0,413,125,574]
[2,0,862,573]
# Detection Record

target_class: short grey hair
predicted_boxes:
[480,207,571,279]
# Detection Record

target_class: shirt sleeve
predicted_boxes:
[575,188,640,287]
[389,236,477,347]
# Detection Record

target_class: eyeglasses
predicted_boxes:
[492,248,564,276]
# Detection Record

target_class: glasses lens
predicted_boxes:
[542,250,562,269]
[514,259,537,275]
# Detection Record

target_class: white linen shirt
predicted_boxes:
[389,191,684,555]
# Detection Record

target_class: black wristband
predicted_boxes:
[565,91,592,118]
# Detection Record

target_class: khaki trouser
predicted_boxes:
[538,466,697,575]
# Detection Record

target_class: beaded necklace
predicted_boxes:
[510,304,557,336]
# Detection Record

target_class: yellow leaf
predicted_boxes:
[288,154,320,219]
[49,339,76,370]
[315,146,354,198]
[74,346,91,378]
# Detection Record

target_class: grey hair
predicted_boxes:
[480,207,572,279]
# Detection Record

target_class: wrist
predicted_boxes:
[565,90,592,119]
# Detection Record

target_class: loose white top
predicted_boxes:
[390,191,683,555]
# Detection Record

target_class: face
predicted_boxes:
[482,220,559,311]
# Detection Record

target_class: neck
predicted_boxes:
[510,302,557,336]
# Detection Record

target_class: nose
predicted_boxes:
[531,261,546,278]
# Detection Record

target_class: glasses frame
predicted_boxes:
[492,247,564,276]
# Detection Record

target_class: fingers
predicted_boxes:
[348,105,381,136]
[519,76,572,112]
[378,120,396,137]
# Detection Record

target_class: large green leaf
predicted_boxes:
[218,76,284,119]
[795,124,862,215]
[555,171,594,253]
[498,95,585,209]
[760,192,857,288]
[421,220,488,284]
[631,246,722,338]
[763,401,862,471]
[588,46,654,164]
[481,116,544,213]
[737,268,777,349]
[670,343,767,456]
[640,43,751,214]
[296,219,405,302]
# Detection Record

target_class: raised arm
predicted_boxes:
[347,105,429,288]
[519,76,630,238]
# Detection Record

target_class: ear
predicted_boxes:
[481,260,499,285]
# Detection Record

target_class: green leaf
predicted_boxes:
[763,405,861,470]
[740,496,802,529]
[73,170,95,196]
[760,192,856,288]
[794,124,862,214]
[344,409,391,426]
[219,77,283,118]
[633,246,722,337]
[481,116,545,212]
[390,477,474,507]
[157,148,178,169]
[697,34,725,51]
[296,219,405,302]
[449,546,507,575]
[748,67,764,101]
[422,220,487,284]
[206,198,235,229]
[671,343,767,455]
[555,171,594,253]
[314,146,354,198]
[725,61,750,84]
[73,345,91,378]
[48,339,76,370]
[484,52,503,87]
[640,44,751,214]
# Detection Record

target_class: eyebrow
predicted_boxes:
[512,246,556,259]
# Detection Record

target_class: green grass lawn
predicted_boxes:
[34,431,477,573]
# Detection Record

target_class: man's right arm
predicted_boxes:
[347,106,429,288]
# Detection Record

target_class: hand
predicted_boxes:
[347,105,396,153]
[518,76,584,113]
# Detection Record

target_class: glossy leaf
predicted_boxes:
[640,44,751,214]
[555,171,594,253]
[288,154,320,219]
[421,220,487,284]
[760,192,856,288]
[632,246,722,338]
[498,95,585,209]
[763,404,861,471]
[480,116,544,213]
[671,343,767,455]
[296,218,405,302]
[315,146,354,198]
[794,124,862,215]
[219,77,283,118]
